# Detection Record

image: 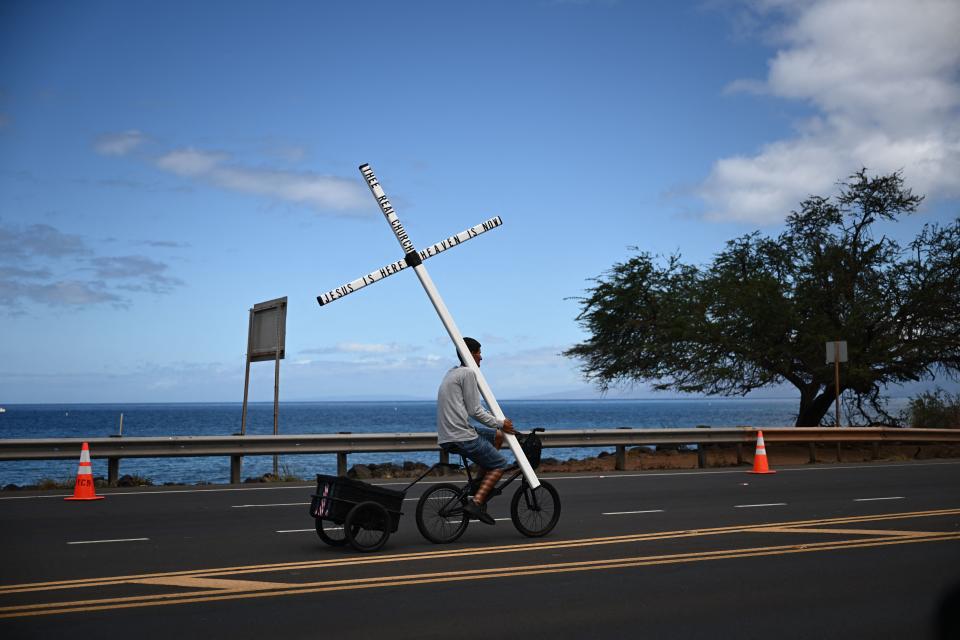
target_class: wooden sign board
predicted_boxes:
[250,297,287,362]
[826,341,848,364]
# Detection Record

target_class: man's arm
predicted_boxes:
[461,369,502,429]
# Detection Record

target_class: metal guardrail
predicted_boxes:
[1,427,957,485]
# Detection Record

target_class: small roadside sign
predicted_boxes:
[826,341,848,363]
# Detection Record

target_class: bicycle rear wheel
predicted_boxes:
[510,481,560,537]
[416,483,469,544]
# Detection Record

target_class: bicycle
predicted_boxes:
[414,427,561,543]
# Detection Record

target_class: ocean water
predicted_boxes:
[0,399,813,487]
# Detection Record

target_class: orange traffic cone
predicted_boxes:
[749,430,776,474]
[65,442,105,501]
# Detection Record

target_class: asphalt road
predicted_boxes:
[2,460,959,639]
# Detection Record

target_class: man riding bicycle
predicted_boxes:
[436,337,515,525]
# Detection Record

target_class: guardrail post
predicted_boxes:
[439,449,449,475]
[336,432,352,477]
[108,457,119,486]
[736,443,743,465]
[615,427,632,470]
[872,442,880,460]
[695,425,709,468]
[230,455,242,484]
[809,443,817,463]
[615,445,626,470]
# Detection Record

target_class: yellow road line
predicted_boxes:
[2,507,958,596]
[753,527,931,537]
[2,531,957,619]
[131,577,290,591]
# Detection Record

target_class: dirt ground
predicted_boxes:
[538,442,960,473]
[344,442,960,480]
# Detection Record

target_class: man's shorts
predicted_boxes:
[441,426,510,470]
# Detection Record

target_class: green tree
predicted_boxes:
[565,170,960,426]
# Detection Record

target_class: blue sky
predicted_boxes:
[1,0,958,403]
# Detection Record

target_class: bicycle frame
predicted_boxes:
[403,428,547,515]
[411,458,543,519]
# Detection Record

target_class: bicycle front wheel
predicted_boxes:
[416,483,469,544]
[510,481,560,537]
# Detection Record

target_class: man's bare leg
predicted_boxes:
[473,469,503,505]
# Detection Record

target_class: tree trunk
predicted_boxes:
[796,385,837,427]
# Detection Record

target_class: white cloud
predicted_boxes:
[702,0,960,223]
[94,130,147,156]
[0,223,90,259]
[154,148,371,214]
[337,342,401,354]
[155,148,227,176]
[89,255,184,294]
[302,342,409,355]
[0,222,183,310]
[264,144,307,163]
[26,280,121,306]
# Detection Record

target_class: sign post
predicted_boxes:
[825,340,848,428]
[240,297,288,467]
[316,164,539,488]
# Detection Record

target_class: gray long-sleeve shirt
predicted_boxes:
[436,366,502,444]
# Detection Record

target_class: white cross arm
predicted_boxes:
[316,216,503,307]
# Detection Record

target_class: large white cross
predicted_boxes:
[316,163,540,488]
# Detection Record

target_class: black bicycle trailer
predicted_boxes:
[309,474,405,552]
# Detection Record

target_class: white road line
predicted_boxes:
[231,502,309,508]
[4,460,958,501]
[380,461,960,486]
[0,484,317,500]
[67,537,149,545]
[734,503,787,508]
[854,496,905,502]
[602,509,665,515]
[494,517,511,521]
[277,528,323,533]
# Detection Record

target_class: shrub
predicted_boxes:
[117,474,153,487]
[905,388,960,428]
[37,478,74,490]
